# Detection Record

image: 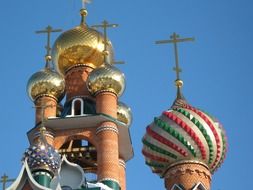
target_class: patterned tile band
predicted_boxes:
[142,149,170,163]
[183,104,221,169]
[173,107,214,164]
[214,132,227,172]
[146,126,188,157]
[162,111,207,159]
[193,109,228,170]
[145,161,166,168]
[154,117,196,157]
[96,125,119,135]
[142,139,177,159]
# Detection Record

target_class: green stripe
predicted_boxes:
[154,117,196,157]
[143,139,177,159]
[216,132,227,170]
[100,179,120,190]
[145,161,165,168]
[174,108,214,164]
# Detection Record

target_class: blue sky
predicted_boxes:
[0,0,252,189]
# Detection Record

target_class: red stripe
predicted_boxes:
[142,150,170,163]
[163,111,206,159]
[146,126,188,157]
[183,105,221,168]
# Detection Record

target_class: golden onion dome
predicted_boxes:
[87,64,125,97]
[52,24,114,75]
[27,68,65,102]
[117,102,132,127]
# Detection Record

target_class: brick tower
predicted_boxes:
[7,3,133,190]
[142,33,227,190]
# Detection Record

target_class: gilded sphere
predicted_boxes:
[142,98,227,177]
[27,68,65,102]
[117,102,132,127]
[175,79,183,88]
[52,24,114,75]
[87,64,126,97]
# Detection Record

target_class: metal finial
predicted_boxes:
[80,0,91,25]
[36,26,62,68]
[156,32,194,96]
[91,20,118,62]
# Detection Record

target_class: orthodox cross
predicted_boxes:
[36,26,62,65]
[156,32,194,82]
[1,174,15,190]
[92,20,119,51]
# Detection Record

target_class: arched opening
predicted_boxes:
[71,98,84,116]
[59,138,97,181]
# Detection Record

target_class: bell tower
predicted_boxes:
[26,3,133,190]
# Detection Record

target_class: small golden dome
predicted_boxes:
[52,24,114,75]
[27,68,65,102]
[117,102,132,127]
[87,64,125,97]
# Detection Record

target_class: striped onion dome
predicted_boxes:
[142,98,227,177]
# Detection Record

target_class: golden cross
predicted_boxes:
[36,26,62,64]
[91,20,118,52]
[156,32,194,82]
[1,174,15,190]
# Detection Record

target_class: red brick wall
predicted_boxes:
[164,162,211,190]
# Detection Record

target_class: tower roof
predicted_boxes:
[52,8,114,75]
[27,26,65,102]
[87,20,126,97]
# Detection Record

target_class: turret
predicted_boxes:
[142,33,227,190]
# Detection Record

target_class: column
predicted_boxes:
[119,159,126,190]
[96,92,120,190]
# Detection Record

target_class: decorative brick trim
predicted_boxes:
[95,89,118,97]
[165,160,209,172]
[34,94,58,103]
[96,125,119,135]
[65,64,94,75]
[119,159,126,169]
[164,161,211,180]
